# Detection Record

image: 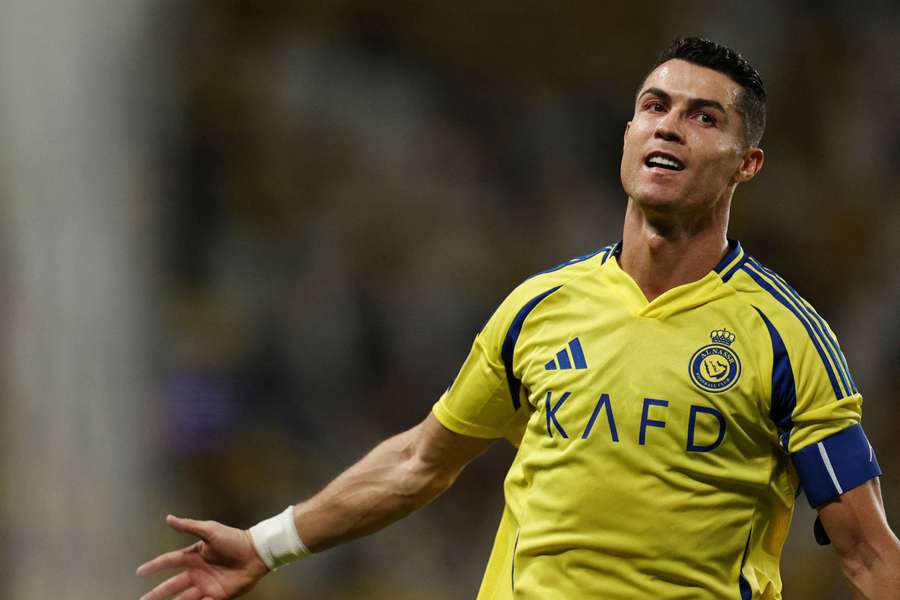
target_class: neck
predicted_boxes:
[618,198,730,302]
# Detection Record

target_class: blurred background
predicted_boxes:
[1,1,898,598]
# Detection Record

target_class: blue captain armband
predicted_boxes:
[792,423,882,508]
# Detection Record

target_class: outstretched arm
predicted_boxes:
[293,411,494,551]
[137,412,495,599]
[817,477,900,599]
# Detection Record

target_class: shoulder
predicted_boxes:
[726,251,857,398]
[725,252,829,332]
[476,244,613,347]
[525,244,617,282]
[493,244,614,320]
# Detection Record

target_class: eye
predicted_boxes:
[646,101,666,112]
[695,112,717,126]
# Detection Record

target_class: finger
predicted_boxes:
[140,571,191,600]
[173,587,204,600]
[136,543,202,577]
[166,515,215,542]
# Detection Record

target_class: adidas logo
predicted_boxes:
[545,338,588,370]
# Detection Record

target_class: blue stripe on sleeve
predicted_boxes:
[737,527,752,600]
[752,261,858,394]
[753,307,797,433]
[746,258,853,397]
[501,286,562,410]
[741,263,844,399]
[792,424,882,508]
[739,574,751,600]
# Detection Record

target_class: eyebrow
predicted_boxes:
[637,87,727,115]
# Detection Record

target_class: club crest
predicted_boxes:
[689,329,741,393]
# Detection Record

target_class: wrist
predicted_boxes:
[249,506,311,570]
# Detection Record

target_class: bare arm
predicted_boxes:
[817,478,900,599]
[294,412,494,551]
[138,413,494,599]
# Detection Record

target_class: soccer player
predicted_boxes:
[137,38,900,599]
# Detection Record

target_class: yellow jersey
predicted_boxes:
[433,241,881,599]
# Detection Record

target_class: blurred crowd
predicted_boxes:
[3,2,898,599]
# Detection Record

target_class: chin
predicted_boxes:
[623,171,683,207]
[630,185,684,212]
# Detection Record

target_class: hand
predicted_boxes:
[137,515,270,600]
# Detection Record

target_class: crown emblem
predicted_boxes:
[710,328,736,346]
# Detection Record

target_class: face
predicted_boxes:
[620,59,763,216]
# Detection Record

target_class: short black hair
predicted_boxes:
[644,37,767,147]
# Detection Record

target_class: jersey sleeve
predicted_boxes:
[433,279,561,440]
[431,337,520,439]
[757,305,881,508]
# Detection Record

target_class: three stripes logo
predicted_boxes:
[545,338,588,371]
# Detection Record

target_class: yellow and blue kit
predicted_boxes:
[433,241,881,600]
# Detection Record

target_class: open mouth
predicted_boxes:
[644,152,685,172]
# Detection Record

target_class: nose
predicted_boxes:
[654,112,684,144]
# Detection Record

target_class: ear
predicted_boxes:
[734,147,764,183]
[624,121,631,143]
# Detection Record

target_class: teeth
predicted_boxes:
[648,156,682,169]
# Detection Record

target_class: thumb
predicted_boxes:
[166,515,215,542]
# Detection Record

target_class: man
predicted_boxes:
[138,38,899,599]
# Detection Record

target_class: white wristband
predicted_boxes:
[249,506,310,570]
